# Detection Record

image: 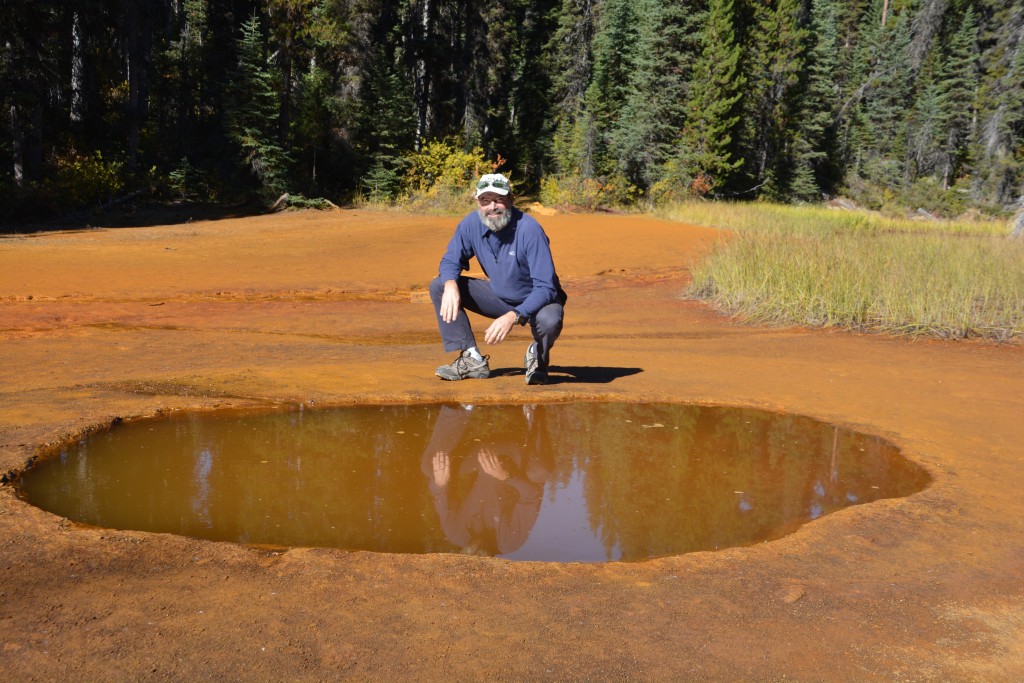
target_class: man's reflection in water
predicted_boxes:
[421,404,552,556]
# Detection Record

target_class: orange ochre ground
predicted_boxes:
[1,209,1022,681]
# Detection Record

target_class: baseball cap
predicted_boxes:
[475,173,511,198]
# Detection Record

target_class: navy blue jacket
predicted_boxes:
[438,209,564,318]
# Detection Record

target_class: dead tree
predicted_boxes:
[1011,203,1024,239]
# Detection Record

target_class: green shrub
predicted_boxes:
[893,177,968,218]
[167,157,214,201]
[38,151,125,209]
[403,139,490,196]
[283,194,335,210]
[358,158,404,204]
[539,174,642,210]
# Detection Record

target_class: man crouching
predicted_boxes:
[429,173,567,385]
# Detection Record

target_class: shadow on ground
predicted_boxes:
[2,201,266,234]
[491,366,643,384]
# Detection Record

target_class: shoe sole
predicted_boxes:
[435,369,490,381]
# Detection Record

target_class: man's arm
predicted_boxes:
[483,310,518,344]
[439,279,462,323]
[437,219,477,323]
[515,224,559,317]
[438,218,475,283]
[483,222,557,343]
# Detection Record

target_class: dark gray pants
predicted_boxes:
[429,276,564,369]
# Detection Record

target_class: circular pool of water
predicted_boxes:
[16,403,929,562]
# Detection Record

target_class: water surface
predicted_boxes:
[17,403,929,561]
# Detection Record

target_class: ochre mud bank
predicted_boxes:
[1,210,1022,681]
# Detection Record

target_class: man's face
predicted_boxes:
[477,192,513,232]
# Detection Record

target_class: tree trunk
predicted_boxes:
[10,103,23,188]
[279,22,292,146]
[71,12,84,123]
[27,104,43,182]
[124,0,143,173]
[1011,201,1024,239]
[177,1,194,155]
[413,0,432,148]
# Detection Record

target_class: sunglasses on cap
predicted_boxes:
[476,177,510,191]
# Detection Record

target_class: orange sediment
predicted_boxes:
[1,209,1022,680]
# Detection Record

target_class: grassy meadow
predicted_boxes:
[661,202,1024,340]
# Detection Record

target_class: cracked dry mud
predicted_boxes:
[1,209,1022,681]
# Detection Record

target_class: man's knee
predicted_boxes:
[429,276,447,303]
[534,303,564,337]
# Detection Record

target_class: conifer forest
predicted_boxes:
[1,0,1022,221]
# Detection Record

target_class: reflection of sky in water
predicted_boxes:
[501,470,618,563]
[192,448,213,527]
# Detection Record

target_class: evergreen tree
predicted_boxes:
[737,0,809,200]
[293,61,337,188]
[905,49,946,180]
[549,0,597,177]
[0,0,65,190]
[352,46,417,182]
[226,14,290,200]
[845,0,916,191]
[2,0,1022,219]
[397,0,466,147]
[501,0,558,185]
[903,1,979,190]
[938,3,979,189]
[971,0,1024,206]
[581,0,640,181]
[790,0,842,199]
[266,0,316,149]
[462,0,557,178]
[155,0,211,165]
[673,0,745,196]
[609,0,702,190]
[288,0,354,194]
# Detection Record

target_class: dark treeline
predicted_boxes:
[1,0,1022,221]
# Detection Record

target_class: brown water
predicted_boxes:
[16,403,929,562]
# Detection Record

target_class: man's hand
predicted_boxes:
[478,449,509,481]
[439,280,461,323]
[432,451,451,487]
[484,311,517,345]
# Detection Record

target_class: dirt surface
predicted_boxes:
[1,209,1022,681]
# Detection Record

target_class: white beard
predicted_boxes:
[478,206,512,232]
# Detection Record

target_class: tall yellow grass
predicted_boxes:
[660,201,1009,237]
[663,202,1023,340]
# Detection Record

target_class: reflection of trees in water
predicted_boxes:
[189,406,450,551]
[25,404,928,560]
[41,407,450,550]
[549,405,928,561]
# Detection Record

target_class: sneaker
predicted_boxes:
[435,350,490,381]
[524,343,548,385]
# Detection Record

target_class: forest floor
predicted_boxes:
[1,209,1022,681]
